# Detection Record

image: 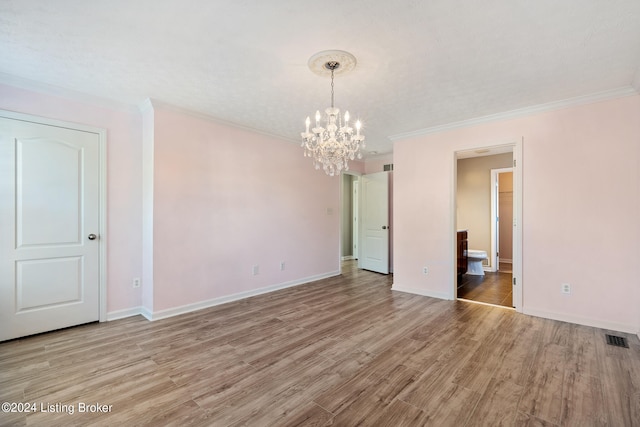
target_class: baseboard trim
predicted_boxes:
[106,306,153,321]
[523,307,638,335]
[140,307,153,321]
[140,271,340,322]
[106,307,145,321]
[341,255,355,261]
[391,284,451,300]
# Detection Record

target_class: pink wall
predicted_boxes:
[0,84,143,314]
[8,81,635,333]
[0,84,343,319]
[149,104,341,311]
[363,154,393,175]
[394,95,640,333]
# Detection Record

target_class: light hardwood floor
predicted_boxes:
[1,261,639,426]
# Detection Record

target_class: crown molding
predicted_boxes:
[139,98,298,144]
[0,72,140,114]
[364,152,394,162]
[389,86,639,141]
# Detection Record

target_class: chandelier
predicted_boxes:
[301,51,365,176]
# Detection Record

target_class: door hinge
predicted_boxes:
[513,159,516,167]
[513,277,516,286]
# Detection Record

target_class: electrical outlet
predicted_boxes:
[561,283,571,294]
[132,278,141,288]
[423,267,428,275]
[252,265,259,275]
[280,261,286,271]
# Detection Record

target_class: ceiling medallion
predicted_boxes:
[301,50,365,176]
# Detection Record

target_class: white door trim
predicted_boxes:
[512,139,523,312]
[490,167,513,273]
[0,109,108,322]
[352,179,359,260]
[454,139,523,312]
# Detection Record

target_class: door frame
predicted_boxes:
[358,171,390,274]
[340,170,361,272]
[0,109,108,322]
[453,140,523,312]
[490,167,513,272]
[352,179,359,260]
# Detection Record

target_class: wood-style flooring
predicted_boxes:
[457,270,513,308]
[2,261,640,426]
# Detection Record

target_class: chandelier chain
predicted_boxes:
[330,68,334,108]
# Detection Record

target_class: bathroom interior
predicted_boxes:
[456,151,514,308]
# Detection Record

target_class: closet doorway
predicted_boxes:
[491,168,513,273]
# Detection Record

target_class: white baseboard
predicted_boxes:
[341,255,355,261]
[523,307,638,335]
[391,284,452,300]
[109,270,341,322]
[106,307,145,321]
[106,306,154,321]
[140,307,153,321]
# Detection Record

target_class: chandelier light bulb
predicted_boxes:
[356,120,361,136]
[315,110,321,125]
[344,111,350,124]
[305,116,310,133]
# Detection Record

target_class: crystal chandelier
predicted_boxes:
[301,51,365,176]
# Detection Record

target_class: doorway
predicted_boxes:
[341,170,392,275]
[340,172,360,265]
[454,142,522,311]
[491,168,513,273]
[358,171,390,274]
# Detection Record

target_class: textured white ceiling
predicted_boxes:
[1,0,640,156]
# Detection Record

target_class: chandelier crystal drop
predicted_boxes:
[301,57,365,176]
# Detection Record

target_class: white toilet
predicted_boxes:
[465,249,487,276]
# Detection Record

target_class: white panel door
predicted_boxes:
[0,117,100,341]
[359,171,389,274]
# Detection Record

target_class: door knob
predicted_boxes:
[382,226,387,230]
[88,234,97,240]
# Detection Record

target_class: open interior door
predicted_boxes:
[358,171,389,274]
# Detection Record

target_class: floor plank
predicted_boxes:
[1,260,639,426]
